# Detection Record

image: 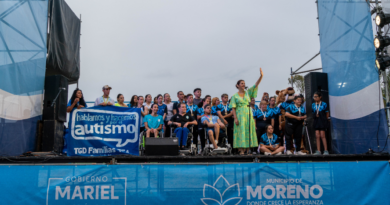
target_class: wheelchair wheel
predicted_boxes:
[191,147,197,156]
[202,147,211,156]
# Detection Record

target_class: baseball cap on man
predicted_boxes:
[102,85,112,90]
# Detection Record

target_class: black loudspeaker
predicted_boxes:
[43,75,68,122]
[304,72,331,153]
[42,120,64,153]
[145,138,179,156]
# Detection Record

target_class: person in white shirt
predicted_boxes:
[143,94,153,110]
[94,85,115,106]
[163,93,174,137]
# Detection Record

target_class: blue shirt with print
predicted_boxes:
[260,133,279,145]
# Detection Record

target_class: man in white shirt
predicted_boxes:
[94,85,115,106]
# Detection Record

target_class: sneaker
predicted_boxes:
[252,151,258,155]
[313,150,322,155]
[264,152,271,155]
[296,151,307,155]
[275,152,282,155]
[323,150,329,155]
[286,150,293,155]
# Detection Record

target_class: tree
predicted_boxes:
[288,75,305,95]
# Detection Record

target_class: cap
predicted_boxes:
[102,85,112,90]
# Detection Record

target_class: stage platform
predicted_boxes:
[1,153,389,164]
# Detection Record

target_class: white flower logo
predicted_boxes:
[201,175,242,205]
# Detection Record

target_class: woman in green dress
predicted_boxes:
[230,68,264,155]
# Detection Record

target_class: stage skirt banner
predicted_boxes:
[0,161,389,205]
[67,106,141,156]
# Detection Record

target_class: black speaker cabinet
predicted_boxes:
[145,137,179,156]
[42,120,64,153]
[304,72,331,153]
[43,75,68,122]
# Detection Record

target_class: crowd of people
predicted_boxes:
[67,68,330,156]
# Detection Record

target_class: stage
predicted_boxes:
[1,153,389,164]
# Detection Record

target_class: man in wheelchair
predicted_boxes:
[144,104,164,138]
[168,103,197,150]
[201,104,226,149]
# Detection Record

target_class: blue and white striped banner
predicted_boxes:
[318,0,389,154]
[0,0,49,156]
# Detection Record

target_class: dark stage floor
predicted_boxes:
[1,153,389,164]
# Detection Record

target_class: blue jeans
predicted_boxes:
[174,127,189,147]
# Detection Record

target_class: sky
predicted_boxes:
[65,0,322,103]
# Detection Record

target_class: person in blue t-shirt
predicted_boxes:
[254,100,273,140]
[216,94,234,148]
[202,104,224,149]
[186,94,199,149]
[285,95,307,155]
[211,97,220,116]
[268,97,282,137]
[258,125,284,155]
[155,94,167,120]
[312,91,330,155]
[173,91,186,115]
[197,98,211,151]
[143,104,164,138]
[67,89,87,112]
[249,98,259,119]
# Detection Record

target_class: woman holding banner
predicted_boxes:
[67,89,87,112]
[115,94,128,107]
[230,68,263,155]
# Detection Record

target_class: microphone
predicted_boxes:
[51,87,66,107]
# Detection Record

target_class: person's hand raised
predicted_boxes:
[260,68,263,76]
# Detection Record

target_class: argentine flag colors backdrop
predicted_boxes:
[318,0,389,154]
[0,0,49,156]
[0,161,389,205]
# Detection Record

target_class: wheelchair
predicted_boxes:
[139,129,163,156]
[202,125,232,156]
[170,125,196,156]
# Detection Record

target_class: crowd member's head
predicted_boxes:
[266,124,274,135]
[179,103,187,114]
[187,94,194,104]
[157,94,163,104]
[269,96,276,107]
[164,93,171,103]
[262,92,269,103]
[205,95,211,102]
[198,98,210,108]
[138,95,144,106]
[236,80,248,90]
[194,88,202,99]
[71,88,86,107]
[294,95,303,106]
[102,85,112,97]
[221,94,229,104]
[130,95,138,107]
[177,91,184,101]
[250,98,256,106]
[204,104,211,114]
[145,94,152,103]
[260,100,268,111]
[313,92,322,103]
[211,97,220,106]
[117,94,125,104]
[151,104,158,115]
[154,97,158,103]
[184,95,188,102]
